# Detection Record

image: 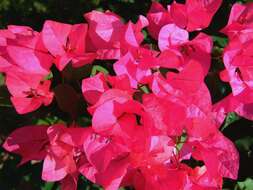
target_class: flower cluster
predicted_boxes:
[1,1,252,190]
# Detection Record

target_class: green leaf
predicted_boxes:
[35,116,64,125]
[41,182,55,190]
[213,36,228,48]
[0,73,5,86]
[139,85,150,94]
[221,112,240,131]
[0,86,12,107]
[176,133,187,152]
[44,71,53,80]
[236,136,253,152]
[91,65,109,76]
[236,178,253,190]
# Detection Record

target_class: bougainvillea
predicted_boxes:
[1,1,253,190]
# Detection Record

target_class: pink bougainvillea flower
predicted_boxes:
[84,10,148,60]
[185,165,223,189]
[1,3,243,190]
[166,60,205,93]
[3,124,92,190]
[0,25,53,76]
[0,54,12,73]
[43,124,92,190]
[0,25,55,114]
[3,25,45,50]
[122,134,185,190]
[158,23,189,51]
[221,37,253,96]
[0,28,15,46]
[83,112,156,188]
[80,124,140,190]
[213,93,253,125]
[42,124,91,189]
[190,131,239,180]
[84,10,123,52]
[218,21,253,122]
[177,33,213,75]
[3,125,49,165]
[6,45,53,75]
[42,20,96,71]
[113,52,152,88]
[81,124,179,190]
[147,60,217,138]
[107,74,134,93]
[82,73,134,107]
[146,2,172,40]
[92,100,142,135]
[171,0,222,32]
[82,73,109,105]
[5,71,54,114]
[88,85,142,135]
[147,0,222,37]
[221,3,253,41]
[142,93,186,136]
[158,29,212,75]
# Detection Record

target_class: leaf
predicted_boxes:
[0,73,5,86]
[44,72,53,80]
[236,178,253,190]
[176,133,187,152]
[41,182,55,190]
[35,116,64,125]
[91,65,109,76]
[0,86,12,107]
[221,112,240,131]
[235,136,253,152]
[139,85,150,94]
[212,35,228,48]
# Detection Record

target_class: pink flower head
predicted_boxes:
[82,73,134,107]
[222,3,253,41]
[142,94,186,136]
[89,88,142,135]
[3,124,92,190]
[158,28,212,75]
[171,0,222,32]
[0,25,53,76]
[189,131,239,180]
[146,2,172,40]
[84,10,148,60]
[221,38,253,96]
[1,3,243,190]
[213,93,253,124]
[42,20,96,70]
[158,23,189,51]
[42,124,90,187]
[5,71,54,114]
[3,125,49,165]
[113,52,153,88]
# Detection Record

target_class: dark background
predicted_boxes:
[0,0,253,189]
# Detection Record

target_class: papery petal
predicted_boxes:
[3,125,48,164]
[7,45,52,76]
[147,2,172,39]
[82,73,109,105]
[42,154,68,181]
[42,20,71,56]
[158,24,188,51]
